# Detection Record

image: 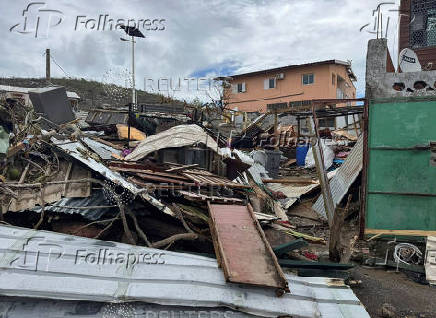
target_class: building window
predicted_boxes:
[237,82,246,93]
[319,118,335,128]
[302,73,314,85]
[289,100,311,107]
[410,0,436,49]
[332,73,336,86]
[264,78,276,89]
[232,82,246,93]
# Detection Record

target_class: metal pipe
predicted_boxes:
[132,35,136,107]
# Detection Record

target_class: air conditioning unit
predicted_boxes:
[276,73,285,80]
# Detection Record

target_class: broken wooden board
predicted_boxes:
[116,124,146,141]
[208,203,289,294]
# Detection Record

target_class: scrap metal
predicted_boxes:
[0,224,370,318]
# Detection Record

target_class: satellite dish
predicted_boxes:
[399,48,422,72]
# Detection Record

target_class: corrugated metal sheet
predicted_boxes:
[267,183,320,209]
[125,125,219,161]
[0,297,255,318]
[86,110,129,126]
[267,171,336,209]
[425,236,436,285]
[32,190,114,221]
[82,137,121,160]
[52,137,175,217]
[0,85,79,100]
[0,224,369,318]
[312,134,363,220]
[137,103,185,114]
[73,110,90,128]
[52,137,141,195]
[247,163,269,184]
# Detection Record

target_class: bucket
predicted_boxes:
[296,143,309,166]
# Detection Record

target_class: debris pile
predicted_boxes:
[0,87,376,317]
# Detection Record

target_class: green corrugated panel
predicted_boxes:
[366,99,436,234]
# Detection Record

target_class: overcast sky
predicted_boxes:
[0,0,400,102]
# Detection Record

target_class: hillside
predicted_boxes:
[0,77,184,110]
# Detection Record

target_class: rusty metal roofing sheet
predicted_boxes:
[181,168,249,188]
[312,134,363,220]
[0,224,370,318]
[208,204,289,292]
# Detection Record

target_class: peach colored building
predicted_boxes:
[225,60,357,113]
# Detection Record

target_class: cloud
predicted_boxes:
[0,0,400,101]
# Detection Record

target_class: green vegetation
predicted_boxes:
[0,77,184,110]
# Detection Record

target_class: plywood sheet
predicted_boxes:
[208,204,289,293]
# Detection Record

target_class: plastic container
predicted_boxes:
[296,143,309,166]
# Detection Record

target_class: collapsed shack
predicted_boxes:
[0,87,373,317]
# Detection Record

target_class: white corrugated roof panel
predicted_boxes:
[312,134,363,219]
[0,224,369,318]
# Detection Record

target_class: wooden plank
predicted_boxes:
[273,239,308,257]
[165,164,199,172]
[208,203,289,293]
[116,124,146,141]
[278,259,354,270]
[365,229,436,236]
[262,178,318,184]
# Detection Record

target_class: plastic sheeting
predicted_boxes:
[0,126,8,154]
[305,140,335,169]
[125,124,219,161]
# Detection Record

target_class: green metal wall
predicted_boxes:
[366,98,436,234]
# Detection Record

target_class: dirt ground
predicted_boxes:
[350,266,436,318]
[283,201,435,318]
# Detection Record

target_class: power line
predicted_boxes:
[43,50,71,79]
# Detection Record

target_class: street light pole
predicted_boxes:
[119,25,145,147]
[131,35,136,107]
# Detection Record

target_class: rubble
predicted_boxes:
[0,83,376,317]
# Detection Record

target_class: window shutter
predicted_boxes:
[264,79,269,89]
[231,84,237,94]
[241,82,246,92]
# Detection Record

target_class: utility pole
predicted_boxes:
[45,49,50,83]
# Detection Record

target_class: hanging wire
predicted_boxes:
[42,50,72,79]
